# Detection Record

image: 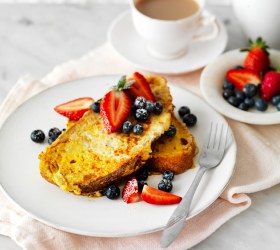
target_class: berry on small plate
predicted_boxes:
[200,49,280,125]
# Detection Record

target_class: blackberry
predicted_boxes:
[104,184,120,200]
[158,179,173,192]
[30,129,45,143]
[122,121,133,134]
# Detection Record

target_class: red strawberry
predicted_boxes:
[260,69,280,101]
[141,185,182,205]
[226,68,261,91]
[241,37,270,73]
[100,76,132,133]
[122,176,141,204]
[126,72,156,101]
[54,97,94,121]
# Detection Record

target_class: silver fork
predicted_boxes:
[160,122,229,248]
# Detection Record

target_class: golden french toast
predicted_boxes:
[39,76,173,196]
[146,113,197,174]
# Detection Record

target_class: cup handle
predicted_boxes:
[192,11,219,42]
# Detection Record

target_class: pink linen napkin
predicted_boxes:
[0,43,280,250]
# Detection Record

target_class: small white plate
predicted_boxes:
[108,11,228,75]
[200,49,280,125]
[0,75,236,237]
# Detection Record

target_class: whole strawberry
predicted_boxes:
[241,37,270,73]
[260,68,280,101]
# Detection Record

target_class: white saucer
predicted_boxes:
[200,49,280,125]
[108,11,228,75]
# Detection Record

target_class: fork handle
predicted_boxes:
[160,167,206,248]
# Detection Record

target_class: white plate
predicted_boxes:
[108,11,228,75]
[200,49,280,125]
[0,75,236,237]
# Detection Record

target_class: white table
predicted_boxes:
[0,3,280,250]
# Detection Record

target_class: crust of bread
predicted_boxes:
[146,113,197,174]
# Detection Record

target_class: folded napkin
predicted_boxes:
[1,43,280,250]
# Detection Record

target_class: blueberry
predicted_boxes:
[223,78,235,90]
[30,129,45,143]
[122,121,133,134]
[223,89,235,99]
[235,91,246,101]
[162,170,174,181]
[277,102,280,111]
[178,106,190,118]
[145,101,155,113]
[244,97,255,108]
[165,125,177,137]
[48,127,61,138]
[134,96,146,109]
[234,65,243,69]
[227,96,241,107]
[154,101,163,115]
[182,113,197,127]
[135,108,149,122]
[158,179,173,192]
[243,83,258,97]
[133,124,144,135]
[104,184,120,200]
[137,181,147,193]
[238,102,249,111]
[136,168,149,181]
[255,98,268,111]
[90,101,100,113]
[271,95,280,106]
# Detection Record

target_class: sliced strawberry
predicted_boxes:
[127,72,156,101]
[122,176,141,204]
[241,37,270,73]
[54,97,94,121]
[141,185,182,205]
[260,69,280,101]
[100,90,132,133]
[226,68,261,91]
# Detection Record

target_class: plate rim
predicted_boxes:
[107,10,228,75]
[0,75,237,237]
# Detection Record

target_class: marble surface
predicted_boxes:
[0,3,280,250]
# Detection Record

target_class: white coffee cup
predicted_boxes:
[233,0,280,49]
[131,0,219,60]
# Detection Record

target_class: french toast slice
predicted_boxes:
[146,113,197,174]
[39,76,173,196]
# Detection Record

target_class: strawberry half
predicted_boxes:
[126,72,156,101]
[100,76,132,133]
[226,68,261,91]
[54,97,94,121]
[141,185,182,205]
[122,176,141,204]
[241,37,270,73]
[260,69,280,101]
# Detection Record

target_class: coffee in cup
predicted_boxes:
[131,0,219,60]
